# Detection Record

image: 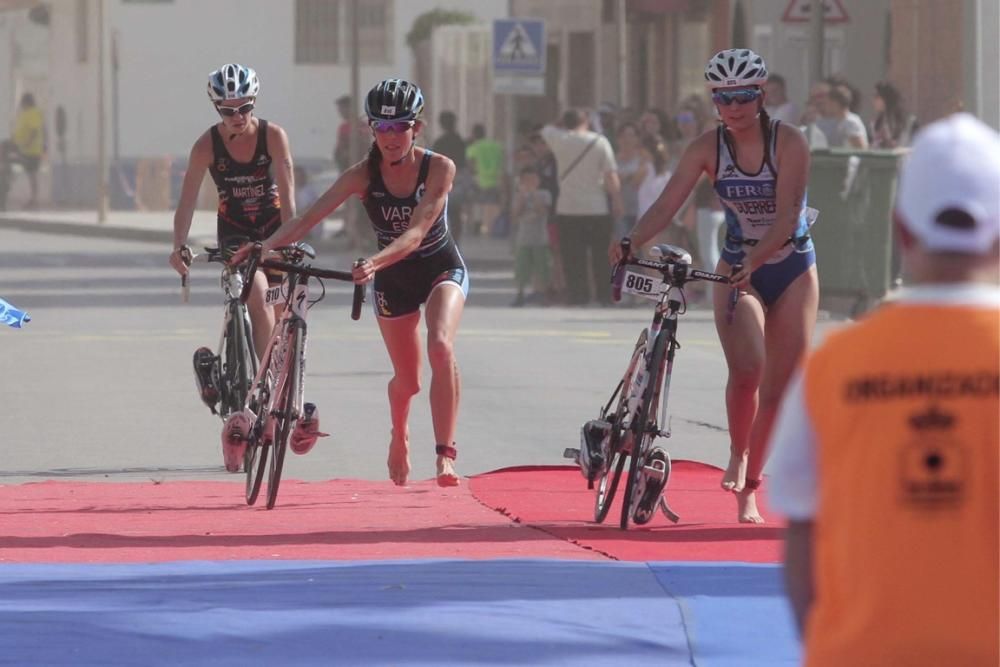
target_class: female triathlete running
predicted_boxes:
[231,78,466,488]
[611,49,818,523]
[169,63,296,369]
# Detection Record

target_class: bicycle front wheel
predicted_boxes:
[595,330,647,524]
[265,323,303,509]
[620,331,668,530]
[243,372,274,505]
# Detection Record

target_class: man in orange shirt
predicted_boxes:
[768,113,999,667]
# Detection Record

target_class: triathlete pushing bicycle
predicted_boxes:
[230,79,466,488]
[610,49,818,523]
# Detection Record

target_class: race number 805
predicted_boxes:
[621,270,664,299]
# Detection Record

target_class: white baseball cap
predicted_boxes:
[896,113,1000,255]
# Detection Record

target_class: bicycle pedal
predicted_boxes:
[642,461,667,482]
[563,447,580,460]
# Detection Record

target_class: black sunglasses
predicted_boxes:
[216,102,255,118]
[711,88,762,106]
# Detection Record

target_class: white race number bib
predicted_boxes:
[264,285,283,307]
[620,270,665,300]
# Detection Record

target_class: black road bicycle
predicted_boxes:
[235,242,364,509]
[566,239,730,530]
[181,241,258,434]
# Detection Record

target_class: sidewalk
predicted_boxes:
[0,209,515,270]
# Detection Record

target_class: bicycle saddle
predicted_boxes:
[649,244,692,265]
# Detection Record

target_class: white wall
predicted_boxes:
[45,0,508,163]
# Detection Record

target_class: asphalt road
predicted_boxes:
[0,227,845,485]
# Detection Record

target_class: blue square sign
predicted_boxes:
[493,19,545,75]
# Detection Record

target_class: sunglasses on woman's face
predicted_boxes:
[370,120,415,134]
[216,102,255,117]
[711,88,762,106]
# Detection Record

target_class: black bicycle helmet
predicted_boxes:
[364,79,425,122]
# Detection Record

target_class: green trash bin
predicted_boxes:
[807,148,907,316]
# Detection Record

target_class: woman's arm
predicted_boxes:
[267,122,296,223]
[360,153,456,277]
[171,133,211,252]
[738,125,810,278]
[261,162,367,252]
[626,131,713,248]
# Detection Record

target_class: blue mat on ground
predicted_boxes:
[0,560,799,666]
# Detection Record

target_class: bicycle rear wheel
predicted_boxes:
[594,330,647,524]
[265,324,302,509]
[595,449,627,523]
[620,331,667,530]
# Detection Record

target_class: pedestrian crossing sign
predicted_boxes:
[492,19,545,75]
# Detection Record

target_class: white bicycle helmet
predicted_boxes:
[704,49,768,89]
[207,64,260,102]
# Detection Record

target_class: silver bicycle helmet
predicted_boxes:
[364,79,425,121]
[207,64,260,102]
[704,49,768,89]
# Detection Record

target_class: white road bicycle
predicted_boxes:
[234,242,365,509]
[566,239,730,530]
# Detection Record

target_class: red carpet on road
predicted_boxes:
[0,461,780,563]
[0,478,599,563]
[469,462,782,563]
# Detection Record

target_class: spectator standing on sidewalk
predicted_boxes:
[823,86,868,149]
[529,131,565,303]
[870,80,916,149]
[466,124,504,236]
[510,166,552,307]
[542,108,623,306]
[615,123,644,238]
[432,110,470,244]
[12,93,45,209]
[769,113,999,667]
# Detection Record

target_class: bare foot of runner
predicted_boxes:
[387,430,410,486]
[721,449,748,492]
[436,455,460,487]
[736,489,765,524]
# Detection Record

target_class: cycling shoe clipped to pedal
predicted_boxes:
[290,402,329,455]
[221,410,253,473]
[573,419,612,481]
[632,447,671,525]
[193,346,221,413]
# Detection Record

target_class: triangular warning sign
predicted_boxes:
[782,0,849,23]
[497,22,539,63]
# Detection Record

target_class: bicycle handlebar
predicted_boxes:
[610,239,731,303]
[234,243,365,319]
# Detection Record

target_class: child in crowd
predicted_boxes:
[510,167,552,306]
